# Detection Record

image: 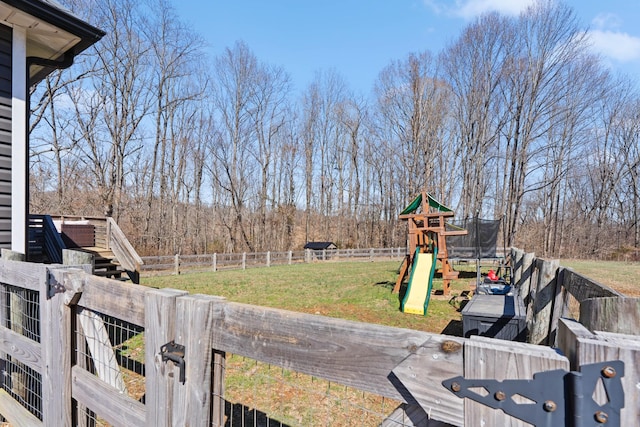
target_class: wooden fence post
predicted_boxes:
[211,349,226,427]
[556,318,640,425]
[63,249,94,274]
[211,298,227,427]
[288,250,292,265]
[511,248,524,284]
[266,251,271,267]
[517,251,535,305]
[579,297,640,334]
[305,249,311,263]
[322,249,326,261]
[174,254,180,275]
[549,267,569,346]
[145,288,189,427]
[172,295,219,426]
[212,253,217,272]
[242,252,246,270]
[529,258,560,345]
[369,248,374,261]
[41,267,81,426]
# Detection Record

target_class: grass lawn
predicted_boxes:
[143,260,474,335]
[561,259,640,297]
[142,258,639,335]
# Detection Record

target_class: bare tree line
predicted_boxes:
[29,0,640,259]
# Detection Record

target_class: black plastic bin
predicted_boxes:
[462,294,526,341]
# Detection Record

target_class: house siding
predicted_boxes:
[0,24,10,248]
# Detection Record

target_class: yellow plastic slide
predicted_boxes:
[402,251,435,315]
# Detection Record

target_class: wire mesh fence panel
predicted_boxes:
[220,354,410,427]
[74,398,111,427]
[1,356,42,421]
[1,284,40,342]
[74,307,146,413]
[0,284,42,420]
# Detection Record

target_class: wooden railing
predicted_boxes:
[0,250,636,426]
[35,215,143,283]
[106,217,144,283]
[28,214,66,264]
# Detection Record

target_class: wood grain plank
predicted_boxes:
[579,297,640,335]
[77,275,146,326]
[40,268,72,426]
[576,336,640,426]
[529,258,559,345]
[77,308,127,392]
[144,288,187,427]
[72,365,145,427]
[510,248,525,287]
[0,259,46,291]
[380,403,454,426]
[561,268,622,302]
[209,300,437,402]
[549,268,569,346]
[464,336,569,427]
[0,326,42,371]
[392,335,465,426]
[211,349,226,427]
[556,317,595,370]
[172,295,219,426]
[0,389,43,427]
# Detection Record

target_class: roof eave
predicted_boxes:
[4,0,105,84]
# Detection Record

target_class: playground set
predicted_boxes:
[393,192,467,315]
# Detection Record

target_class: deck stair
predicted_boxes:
[27,215,143,283]
[76,246,126,280]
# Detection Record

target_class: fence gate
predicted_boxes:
[0,252,637,427]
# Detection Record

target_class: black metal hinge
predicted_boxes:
[160,341,186,384]
[442,360,624,427]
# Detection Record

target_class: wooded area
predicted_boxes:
[28,0,640,258]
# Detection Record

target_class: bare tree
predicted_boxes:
[440,12,510,218]
[64,0,152,219]
[249,62,291,250]
[210,41,260,251]
[499,1,591,246]
[374,52,444,198]
[141,0,207,250]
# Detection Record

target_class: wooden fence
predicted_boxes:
[141,247,407,275]
[0,248,637,426]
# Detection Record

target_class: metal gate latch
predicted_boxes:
[160,341,186,384]
[442,360,624,427]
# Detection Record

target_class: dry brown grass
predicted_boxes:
[561,260,640,297]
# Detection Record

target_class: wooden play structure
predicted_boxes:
[393,192,467,307]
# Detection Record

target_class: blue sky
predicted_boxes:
[174,0,640,96]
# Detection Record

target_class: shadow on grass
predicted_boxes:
[375,280,407,310]
[225,401,292,427]
[440,320,463,336]
[374,280,395,291]
[457,270,480,279]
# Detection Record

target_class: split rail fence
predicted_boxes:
[0,248,636,426]
[141,247,408,275]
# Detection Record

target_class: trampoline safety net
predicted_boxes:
[446,218,501,259]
